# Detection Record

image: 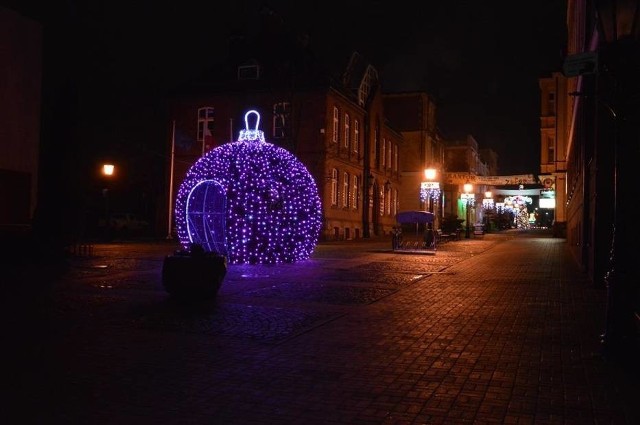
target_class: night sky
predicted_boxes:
[94,0,567,176]
[9,0,567,177]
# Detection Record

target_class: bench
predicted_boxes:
[436,229,460,244]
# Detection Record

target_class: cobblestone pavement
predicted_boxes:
[8,230,640,424]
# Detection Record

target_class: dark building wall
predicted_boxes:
[0,6,42,226]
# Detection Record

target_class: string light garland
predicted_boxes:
[175,110,322,264]
[420,186,441,202]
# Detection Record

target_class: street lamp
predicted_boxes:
[482,191,494,232]
[420,168,439,247]
[596,0,640,355]
[102,164,115,176]
[463,182,473,239]
[421,168,439,213]
[424,168,437,181]
[101,163,115,239]
[483,190,494,211]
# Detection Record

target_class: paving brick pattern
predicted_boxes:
[8,230,640,424]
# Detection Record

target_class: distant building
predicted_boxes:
[382,92,444,216]
[166,41,403,241]
[538,72,568,239]
[442,135,497,226]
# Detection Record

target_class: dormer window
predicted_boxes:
[238,64,261,80]
[358,65,378,106]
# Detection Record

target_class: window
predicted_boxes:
[547,135,555,163]
[358,65,378,106]
[198,108,215,120]
[547,92,556,115]
[385,187,391,215]
[331,168,338,205]
[352,175,359,209]
[238,64,261,80]
[342,172,349,207]
[353,120,360,153]
[272,102,290,139]
[392,189,398,216]
[332,107,339,143]
[393,144,398,171]
[373,127,379,167]
[344,113,350,149]
[197,107,215,152]
[381,138,386,168]
[387,141,392,169]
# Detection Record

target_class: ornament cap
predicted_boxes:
[238,109,265,143]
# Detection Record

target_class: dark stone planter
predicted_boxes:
[162,246,227,299]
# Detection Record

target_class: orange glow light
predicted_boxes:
[102,164,115,176]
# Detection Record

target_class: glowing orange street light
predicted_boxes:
[102,163,115,176]
[101,163,115,240]
[424,168,437,181]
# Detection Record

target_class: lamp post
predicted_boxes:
[463,182,473,239]
[102,163,115,240]
[596,0,640,355]
[421,168,439,213]
[483,191,494,211]
[420,168,439,247]
[482,191,494,232]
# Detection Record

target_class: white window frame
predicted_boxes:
[353,120,360,153]
[393,144,398,171]
[358,66,377,106]
[385,186,391,215]
[342,172,349,208]
[393,189,398,216]
[272,102,290,139]
[344,113,350,149]
[197,107,215,142]
[352,175,359,209]
[332,107,339,143]
[331,168,338,205]
[238,64,261,80]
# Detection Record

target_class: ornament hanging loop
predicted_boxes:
[245,110,260,131]
[238,109,265,143]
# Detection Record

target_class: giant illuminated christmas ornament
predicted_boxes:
[175,109,322,265]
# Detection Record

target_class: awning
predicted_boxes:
[395,210,435,224]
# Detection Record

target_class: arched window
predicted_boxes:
[353,120,360,153]
[331,168,338,205]
[381,138,386,168]
[385,186,391,215]
[344,113,350,149]
[393,144,398,171]
[342,172,349,207]
[352,175,359,210]
[332,107,339,143]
